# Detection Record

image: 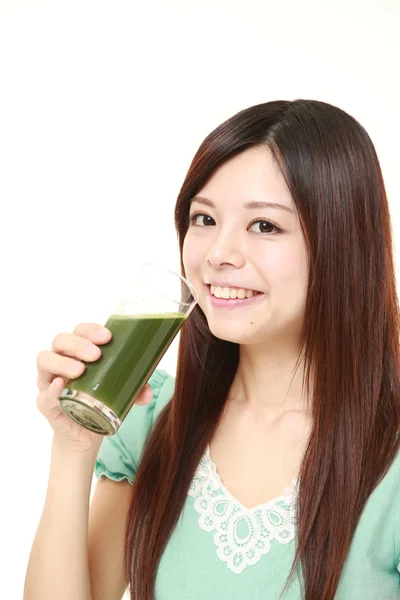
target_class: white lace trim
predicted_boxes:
[188,445,299,574]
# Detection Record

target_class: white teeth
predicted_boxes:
[210,284,259,300]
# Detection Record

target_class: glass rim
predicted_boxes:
[139,262,199,308]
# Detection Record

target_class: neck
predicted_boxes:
[229,341,313,416]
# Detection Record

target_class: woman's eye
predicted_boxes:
[248,220,281,234]
[189,213,215,227]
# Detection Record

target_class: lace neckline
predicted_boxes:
[205,444,298,511]
[187,445,299,574]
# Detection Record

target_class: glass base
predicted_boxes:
[58,388,121,436]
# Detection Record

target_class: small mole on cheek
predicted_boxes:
[250,321,254,325]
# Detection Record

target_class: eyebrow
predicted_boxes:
[190,195,295,215]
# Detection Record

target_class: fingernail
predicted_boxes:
[96,327,110,341]
[85,344,100,358]
[70,361,83,373]
[52,378,64,392]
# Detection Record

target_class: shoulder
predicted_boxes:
[344,443,400,577]
[365,443,400,509]
[146,368,176,422]
[94,369,175,484]
[360,443,400,536]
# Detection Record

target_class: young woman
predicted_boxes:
[24,100,400,600]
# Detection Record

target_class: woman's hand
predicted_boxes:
[35,322,153,453]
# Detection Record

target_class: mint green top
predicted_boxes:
[95,370,400,599]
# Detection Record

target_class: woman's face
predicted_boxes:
[182,146,309,345]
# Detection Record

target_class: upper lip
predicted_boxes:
[205,282,262,292]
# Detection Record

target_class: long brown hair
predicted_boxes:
[124,100,400,599]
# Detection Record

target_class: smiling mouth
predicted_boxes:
[207,284,263,300]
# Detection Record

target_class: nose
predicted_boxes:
[206,230,245,269]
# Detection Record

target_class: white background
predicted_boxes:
[1,1,399,598]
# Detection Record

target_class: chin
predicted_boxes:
[207,320,257,345]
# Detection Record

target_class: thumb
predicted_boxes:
[134,384,154,407]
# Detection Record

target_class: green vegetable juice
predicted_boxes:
[63,312,185,420]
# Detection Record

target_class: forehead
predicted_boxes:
[194,146,294,211]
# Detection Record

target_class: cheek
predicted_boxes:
[182,235,201,277]
[273,245,309,301]
[255,245,294,278]
[255,242,308,289]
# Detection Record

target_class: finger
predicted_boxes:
[134,384,154,407]
[51,332,102,362]
[36,350,85,384]
[72,322,112,344]
[37,372,67,393]
[36,377,62,411]
[50,377,67,398]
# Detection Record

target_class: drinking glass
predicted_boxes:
[58,263,197,435]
